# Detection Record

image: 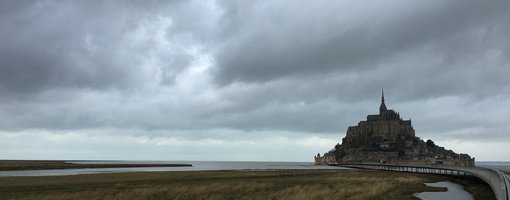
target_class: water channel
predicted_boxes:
[414,181,474,200]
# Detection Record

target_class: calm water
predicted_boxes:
[414,181,474,200]
[476,161,510,172]
[476,161,510,166]
[0,161,344,177]
[2,160,507,178]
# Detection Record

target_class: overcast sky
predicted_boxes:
[1,0,509,162]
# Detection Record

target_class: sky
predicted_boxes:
[0,0,509,162]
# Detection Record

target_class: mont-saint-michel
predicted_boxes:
[3,1,510,199]
[315,91,475,167]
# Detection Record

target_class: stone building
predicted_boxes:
[315,90,474,167]
[314,152,336,165]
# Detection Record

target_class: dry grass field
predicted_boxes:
[0,169,495,200]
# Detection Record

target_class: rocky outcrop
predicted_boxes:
[315,91,474,167]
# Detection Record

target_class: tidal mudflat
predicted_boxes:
[0,160,191,171]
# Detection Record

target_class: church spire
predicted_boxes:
[379,89,387,112]
[381,89,385,104]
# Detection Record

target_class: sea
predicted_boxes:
[476,161,510,166]
[0,160,507,177]
[0,161,343,177]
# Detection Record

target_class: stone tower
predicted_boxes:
[379,89,387,113]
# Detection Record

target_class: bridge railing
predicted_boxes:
[336,163,470,176]
[478,165,510,175]
[336,163,510,200]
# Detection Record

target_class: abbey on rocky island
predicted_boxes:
[315,90,474,167]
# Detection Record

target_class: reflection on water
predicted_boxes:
[414,181,474,200]
[0,161,345,177]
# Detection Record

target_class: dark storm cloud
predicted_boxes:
[1,1,135,94]
[0,1,210,98]
[212,0,510,90]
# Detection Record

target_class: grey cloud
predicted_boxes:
[1,2,137,94]
[0,1,210,99]
[1,1,510,160]
[212,0,510,85]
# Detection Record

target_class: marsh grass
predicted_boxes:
[0,170,493,200]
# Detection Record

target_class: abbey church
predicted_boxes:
[315,91,474,167]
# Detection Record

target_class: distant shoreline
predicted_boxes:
[0,160,192,171]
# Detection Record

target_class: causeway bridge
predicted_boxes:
[335,163,510,200]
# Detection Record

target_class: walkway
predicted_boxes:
[336,163,510,200]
